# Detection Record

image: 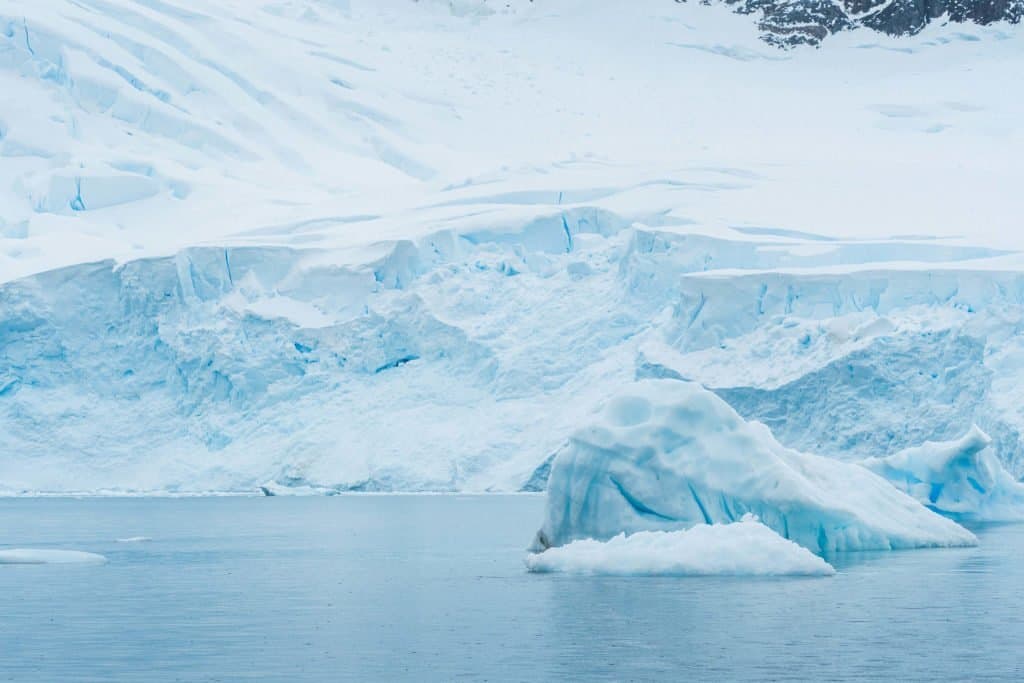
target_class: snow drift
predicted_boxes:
[525,515,835,576]
[533,379,977,554]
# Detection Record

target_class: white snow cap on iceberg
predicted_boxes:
[861,425,1024,521]
[0,549,107,565]
[534,379,977,554]
[526,515,835,576]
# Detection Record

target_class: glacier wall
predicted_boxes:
[2,208,1024,493]
[663,269,1024,476]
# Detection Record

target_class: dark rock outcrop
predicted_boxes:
[683,0,1024,46]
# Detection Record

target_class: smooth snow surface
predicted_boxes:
[525,516,835,576]
[0,549,107,564]
[1,1,1024,494]
[535,380,976,554]
[3,0,1022,283]
[862,426,1024,521]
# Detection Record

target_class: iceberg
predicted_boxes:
[526,515,835,576]
[861,425,1024,522]
[534,379,977,554]
[0,549,107,564]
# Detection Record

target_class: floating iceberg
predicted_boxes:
[861,425,1024,521]
[0,549,107,564]
[526,515,835,576]
[534,379,977,554]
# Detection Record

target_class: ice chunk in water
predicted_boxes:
[534,379,977,554]
[526,515,835,576]
[0,549,107,564]
[862,425,1024,521]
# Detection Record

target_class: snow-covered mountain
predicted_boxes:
[1,0,1022,494]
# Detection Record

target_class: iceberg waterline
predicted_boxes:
[525,515,836,576]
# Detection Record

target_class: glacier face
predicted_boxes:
[532,379,976,554]
[4,213,1024,494]
[666,273,1024,478]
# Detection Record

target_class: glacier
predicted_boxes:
[532,379,977,553]
[0,1,1023,496]
[525,515,836,576]
[7,221,1024,495]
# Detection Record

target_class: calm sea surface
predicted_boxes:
[1,496,1022,682]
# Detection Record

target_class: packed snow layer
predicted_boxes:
[0,549,107,564]
[525,516,835,576]
[534,380,976,554]
[862,426,1024,521]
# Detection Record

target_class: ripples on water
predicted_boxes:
[1,496,1022,681]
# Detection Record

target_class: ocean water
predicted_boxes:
[1,495,1022,682]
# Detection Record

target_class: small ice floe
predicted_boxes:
[259,482,329,496]
[525,516,835,577]
[0,549,107,565]
[115,536,153,543]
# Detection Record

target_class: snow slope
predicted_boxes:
[1,1,1023,493]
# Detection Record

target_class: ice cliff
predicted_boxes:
[6,218,1024,495]
[532,379,976,554]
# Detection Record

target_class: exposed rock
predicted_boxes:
[685,0,1024,46]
